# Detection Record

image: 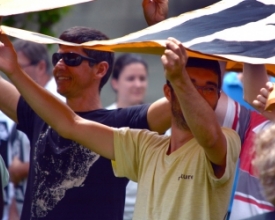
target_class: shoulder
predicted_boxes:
[221,127,240,139]
[114,127,163,143]
[221,127,241,152]
[115,127,157,137]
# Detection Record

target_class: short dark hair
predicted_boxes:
[59,26,114,92]
[112,53,148,80]
[13,39,51,76]
[166,57,222,91]
[185,57,222,90]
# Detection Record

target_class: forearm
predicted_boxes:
[8,69,115,159]
[243,64,268,105]
[0,77,20,122]
[8,68,75,137]
[172,79,222,147]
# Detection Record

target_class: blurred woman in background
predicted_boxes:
[106,53,148,220]
[106,53,148,109]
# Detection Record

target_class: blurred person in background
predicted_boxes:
[0,111,13,220]
[13,39,64,101]
[106,53,148,109]
[0,154,9,220]
[242,112,275,220]
[106,53,148,220]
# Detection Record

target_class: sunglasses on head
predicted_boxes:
[52,52,97,67]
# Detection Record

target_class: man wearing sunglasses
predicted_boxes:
[0,26,171,220]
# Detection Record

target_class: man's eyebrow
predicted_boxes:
[191,79,218,88]
[206,82,218,88]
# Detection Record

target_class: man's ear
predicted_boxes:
[37,60,47,74]
[163,84,172,102]
[94,61,109,79]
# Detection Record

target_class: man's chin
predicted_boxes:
[57,89,67,97]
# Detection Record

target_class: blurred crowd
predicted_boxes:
[0,1,275,220]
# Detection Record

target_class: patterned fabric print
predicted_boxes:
[31,127,99,217]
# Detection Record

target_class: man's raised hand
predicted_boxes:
[142,0,168,26]
[0,30,20,77]
[161,37,188,84]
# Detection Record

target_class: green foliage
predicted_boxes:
[2,7,71,36]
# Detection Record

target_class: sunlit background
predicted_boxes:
[3,0,221,107]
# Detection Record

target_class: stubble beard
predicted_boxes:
[170,91,218,131]
[170,92,190,131]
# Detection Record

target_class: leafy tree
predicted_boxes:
[2,7,71,36]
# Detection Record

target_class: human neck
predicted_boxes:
[66,94,103,112]
[167,124,194,155]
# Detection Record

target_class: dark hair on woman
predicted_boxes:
[59,26,114,92]
[112,53,148,80]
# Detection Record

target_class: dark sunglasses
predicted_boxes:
[52,52,97,67]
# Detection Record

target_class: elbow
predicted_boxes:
[200,138,218,149]
[54,125,71,139]
[199,129,221,149]
[54,118,77,140]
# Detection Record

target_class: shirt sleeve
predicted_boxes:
[0,155,9,188]
[112,127,157,182]
[206,127,241,185]
[115,104,150,129]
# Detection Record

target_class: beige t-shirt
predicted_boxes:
[113,127,240,220]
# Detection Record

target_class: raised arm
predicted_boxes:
[142,0,168,26]
[243,64,269,108]
[162,38,227,168]
[0,32,115,160]
[242,64,275,120]
[0,76,19,122]
[253,82,275,121]
[142,0,171,133]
